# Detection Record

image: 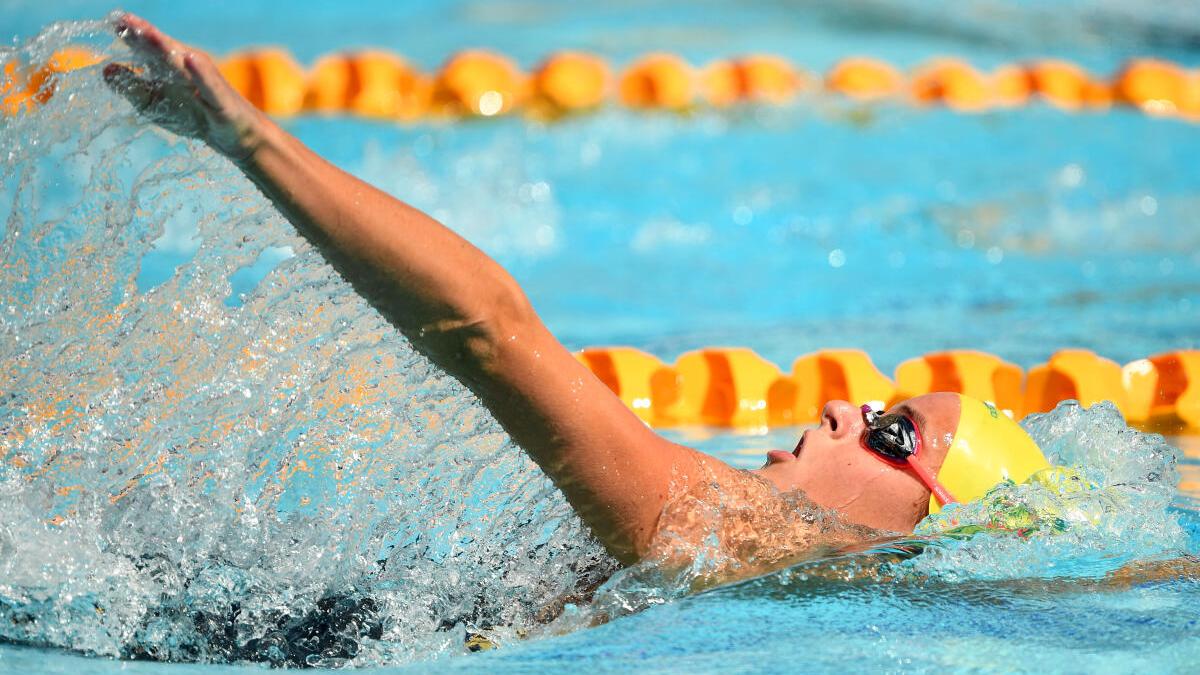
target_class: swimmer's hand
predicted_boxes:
[103,14,266,162]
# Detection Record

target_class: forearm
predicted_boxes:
[235,124,675,559]
[235,117,531,369]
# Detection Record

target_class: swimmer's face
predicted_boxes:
[753,393,961,533]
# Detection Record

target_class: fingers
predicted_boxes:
[108,13,251,153]
[114,14,164,61]
[102,62,162,112]
[183,53,223,111]
[114,12,189,74]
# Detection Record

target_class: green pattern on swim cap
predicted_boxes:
[916,465,1119,539]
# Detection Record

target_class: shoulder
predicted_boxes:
[644,456,880,581]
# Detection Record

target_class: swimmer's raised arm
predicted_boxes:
[104,14,736,564]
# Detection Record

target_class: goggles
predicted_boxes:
[860,404,958,508]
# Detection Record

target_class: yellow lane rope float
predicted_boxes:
[5,46,1200,122]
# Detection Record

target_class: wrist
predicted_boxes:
[227,110,282,169]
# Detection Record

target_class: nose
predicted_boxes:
[821,400,863,439]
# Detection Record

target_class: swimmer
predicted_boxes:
[103,15,1050,569]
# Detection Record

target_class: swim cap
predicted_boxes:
[928,394,1050,514]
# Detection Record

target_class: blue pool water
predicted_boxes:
[7,0,1199,369]
[3,1,1200,673]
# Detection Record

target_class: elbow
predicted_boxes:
[418,275,538,376]
[466,279,538,372]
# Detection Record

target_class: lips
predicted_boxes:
[793,430,809,457]
[766,449,795,464]
[765,431,808,466]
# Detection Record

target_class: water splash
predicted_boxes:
[2,14,1194,670]
[0,18,613,667]
[898,400,1187,581]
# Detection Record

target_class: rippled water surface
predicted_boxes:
[3,1,1200,672]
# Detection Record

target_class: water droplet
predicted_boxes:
[956,229,976,249]
[1059,163,1084,188]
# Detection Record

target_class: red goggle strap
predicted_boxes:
[906,457,958,508]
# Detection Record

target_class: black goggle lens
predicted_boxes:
[862,410,918,461]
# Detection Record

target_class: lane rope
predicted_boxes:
[4,47,1199,121]
[573,347,1200,431]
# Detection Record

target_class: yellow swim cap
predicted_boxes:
[928,394,1050,514]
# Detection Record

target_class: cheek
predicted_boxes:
[798,448,892,503]
[804,445,884,477]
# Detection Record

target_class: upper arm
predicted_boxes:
[431,295,703,564]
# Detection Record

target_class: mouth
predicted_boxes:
[763,431,809,467]
[793,430,808,458]
[766,449,795,465]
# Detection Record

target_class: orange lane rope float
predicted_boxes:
[3,46,106,114]
[6,46,1200,123]
[531,51,611,116]
[825,57,905,101]
[618,52,694,110]
[217,48,307,116]
[698,55,809,107]
[306,50,432,120]
[433,49,526,116]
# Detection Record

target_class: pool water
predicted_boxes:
[3,1,1200,673]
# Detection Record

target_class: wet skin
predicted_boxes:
[104,13,960,564]
[753,393,963,533]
